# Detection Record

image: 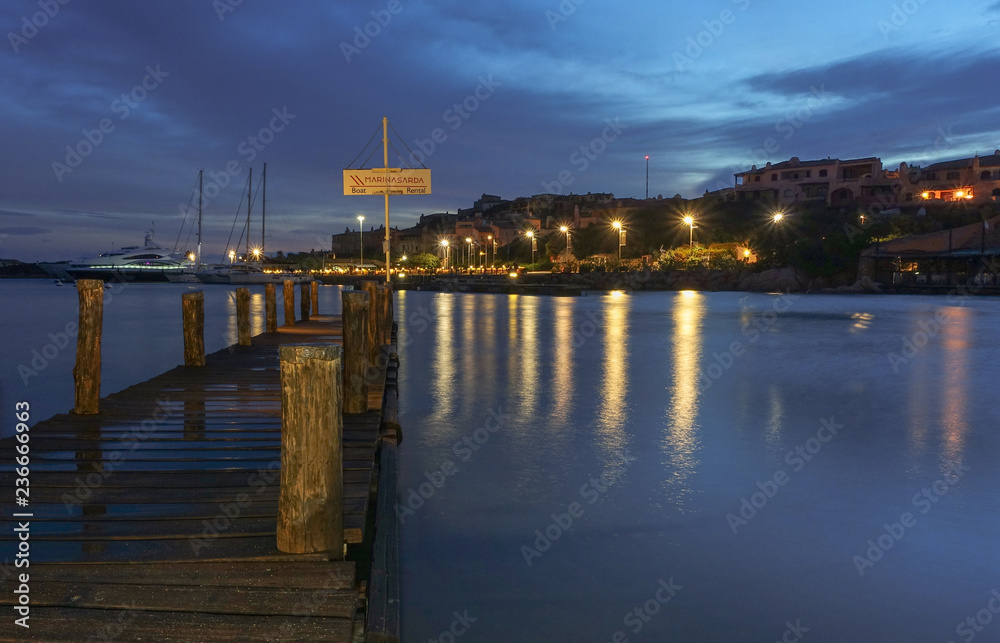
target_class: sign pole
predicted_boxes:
[383,116,391,285]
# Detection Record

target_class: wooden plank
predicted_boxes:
[0,581,356,618]
[4,561,355,590]
[0,607,354,642]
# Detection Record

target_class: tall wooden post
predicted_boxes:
[236,287,251,346]
[283,280,295,326]
[182,291,205,367]
[379,284,392,343]
[342,290,369,414]
[277,344,343,556]
[73,279,103,414]
[310,280,319,316]
[361,281,379,364]
[300,282,310,322]
[265,283,277,333]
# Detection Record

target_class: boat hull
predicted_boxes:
[65,267,181,283]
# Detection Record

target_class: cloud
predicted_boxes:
[0,226,51,236]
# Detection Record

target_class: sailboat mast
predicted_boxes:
[261,163,266,257]
[246,167,252,266]
[197,169,203,267]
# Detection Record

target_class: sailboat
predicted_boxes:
[196,165,311,285]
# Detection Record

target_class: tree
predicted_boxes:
[405,253,440,270]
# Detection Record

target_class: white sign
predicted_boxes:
[343,169,431,195]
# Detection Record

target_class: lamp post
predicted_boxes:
[487,234,493,272]
[683,215,695,246]
[612,220,624,261]
[560,225,571,260]
[525,230,535,266]
[465,237,473,272]
[772,212,784,223]
[357,215,365,271]
[440,239,449,271]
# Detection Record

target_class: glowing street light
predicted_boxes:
[465,237,473,270]
[228,249,236,264]
[683,215,696,246]
[525,230,536,266]
[560,225,571,259]
[772,212,784,223]
[357,215,365,269]
[611,220,625,261]
[487,234,493,270]
[440,239,450,271]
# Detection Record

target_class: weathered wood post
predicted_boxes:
[265,283,277,333]
[283,280,295,326]
[310,280,319,316]
[379,283,393,343]
[342,290,369,414]
[277,344,343,556]
[236,287,251,346]
[182,291,205,367]
[300,282,310,322]
[361,281,379,364]
[73,279,103,414]
[375,285,390,346]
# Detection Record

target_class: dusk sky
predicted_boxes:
[2,0,999,261]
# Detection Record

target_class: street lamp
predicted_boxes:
[525,230,535,266]
[228,250,236,264]
[683,215,695,246]
[357,215,365,270]
[465,237,473,271]
[487,234,493,271]
[772,212,784,223]
[440,239,449,271]
[560,225,571,259]
[611,220,624,261]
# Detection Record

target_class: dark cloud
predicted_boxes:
[0,226,50,235]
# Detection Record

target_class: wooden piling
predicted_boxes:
[182,291,205,367]
[341,290,369,414]
[300,282,311,322]
[277,344,343,556]
[361,281,379,364]
[72,279,103,414]
[311,280,319,316]
[236,287,251,346]
[377,285,392,344]
[283,280,295,326]
[265,283,277,333]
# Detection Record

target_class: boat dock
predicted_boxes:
[0,282,400,642]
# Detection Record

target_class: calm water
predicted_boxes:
[395,290,1000,642]
[0,279,344,438]
[3,281,999,641]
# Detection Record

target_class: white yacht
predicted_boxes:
[66,230,194,283]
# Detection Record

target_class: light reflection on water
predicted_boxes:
[661,290,704,505]
[395,290,1000,642]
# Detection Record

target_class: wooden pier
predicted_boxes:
[0,284,400,642]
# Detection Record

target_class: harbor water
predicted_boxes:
[395,289,1000,642]
[3,280,1000,641]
